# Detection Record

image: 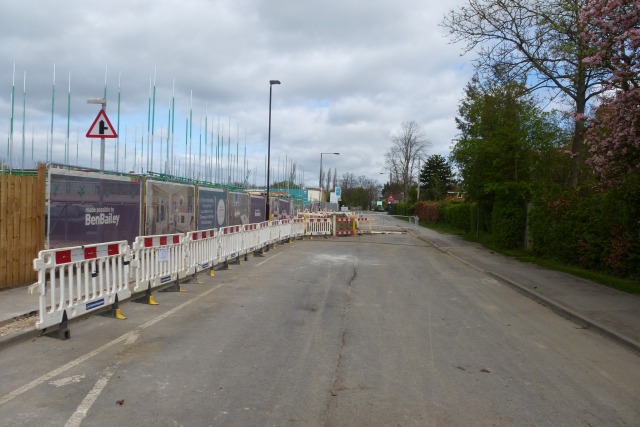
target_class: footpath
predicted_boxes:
[412,226,640,355]
[1,225,639,355]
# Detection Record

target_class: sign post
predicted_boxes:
[86,98,117,171]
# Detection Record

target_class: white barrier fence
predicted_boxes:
[131,233,187,294]
[32,215,374,336]
[185,229,219,274]
[242,223,261,254]
[32,241,131,332]
[305,217,332,236]
[219,225,243,263]
[291,218,305,239]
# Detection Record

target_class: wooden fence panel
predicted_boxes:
[0,165,46,289]
[0,174,7,287]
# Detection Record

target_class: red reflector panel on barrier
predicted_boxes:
[84,247,97,259]
[56,250,72,265]
[144,237,153,248]
[173,235,180,244]
[160,236,168,246]
[108,244,120,256]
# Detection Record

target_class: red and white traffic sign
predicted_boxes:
[86,110,118,138]
[387,196,395,204]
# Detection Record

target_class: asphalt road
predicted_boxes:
[0,233,638,426]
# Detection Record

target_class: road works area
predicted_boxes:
[0,227,639,426]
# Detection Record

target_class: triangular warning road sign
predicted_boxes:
[86,110,118,138]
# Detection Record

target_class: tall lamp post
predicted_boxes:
[319,152,340,202]
[266,80,281,221]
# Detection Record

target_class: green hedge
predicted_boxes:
[426,181,639,279]
[390,201,415,216]
[529,183,640,279]
[491,193,527,249]
[444,203,472,232]
[442,201,476,232]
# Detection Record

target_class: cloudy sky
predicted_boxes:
[0,0,473,188]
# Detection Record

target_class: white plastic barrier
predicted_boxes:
[356,215,371,233]
[257,221,271,249]
[306,217,332,236]
[242,223,261,253]
[131,233,187,293]
[32,217,338,334]
[219,225,243,262]
[277,219,293,242]
[32,241,131,330]
[267,220,280,245]
[186,229,219,274]
[291,217,305,238]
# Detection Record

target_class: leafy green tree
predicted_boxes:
[443,0,609,187]
[419,155,453,200]
[451,76,568,203]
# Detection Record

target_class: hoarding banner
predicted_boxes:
[48,169,141,248]
[198,187,227,229]
[279,199,292,218]
[145,181,195,235]
[250,195,265,223]
[227,192,250,226]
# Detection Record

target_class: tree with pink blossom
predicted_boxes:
[581,0,640,187]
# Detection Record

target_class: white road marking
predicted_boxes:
[50,375,86,388]
[65,365,118,427]
[255,252,281,267]
[0,285,220,408]
[65,329,141,427]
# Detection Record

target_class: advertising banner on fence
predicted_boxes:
[227,192,250,226]
[279,199,292,218]
[145,181,195,235]
[269,197,279,219]
[250,195,265,223]
[48,168,141,248]
[197,187,227,230]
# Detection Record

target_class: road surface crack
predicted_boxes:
[323,247,357,426]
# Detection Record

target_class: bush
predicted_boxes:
[415,201,443,223]
[491,194,526,249]
[392,201,415,216]
[529,182,640,279]
[443,201,475,232]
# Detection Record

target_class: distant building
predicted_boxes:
[306,187,322,203]
[446,191,466,200]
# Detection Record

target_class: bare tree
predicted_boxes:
[325,169,331,200]
[442,0,608,187]
[288,162,297,186]
[319,167,325,190]
[339,173,382,209]
[384,121,429,201]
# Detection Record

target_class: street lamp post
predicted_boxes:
[266,80,281,221]
[319,152,339,202]
[87,97,107,171]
